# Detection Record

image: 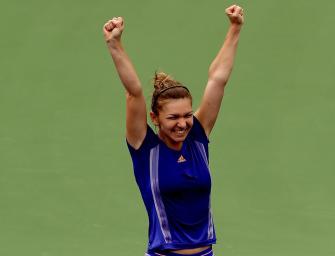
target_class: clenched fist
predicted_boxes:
[225,5,244,25]
[103,17,125,43]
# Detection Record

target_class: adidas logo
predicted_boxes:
[177,155,187,163]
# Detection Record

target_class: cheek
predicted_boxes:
[187,120,193,128]
[160,120,175,130]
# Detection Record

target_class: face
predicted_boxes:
[150,98,193,150]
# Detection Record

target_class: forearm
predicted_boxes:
[208,24,242,85]
[107,39,142,96]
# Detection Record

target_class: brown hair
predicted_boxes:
[151,72,192,115]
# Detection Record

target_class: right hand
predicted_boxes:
[103,17,124,43]
[225,5,244,25]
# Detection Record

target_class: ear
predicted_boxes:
[150,111,159,126]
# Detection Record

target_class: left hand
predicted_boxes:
[103,16,125,43]
[225,5,244,25]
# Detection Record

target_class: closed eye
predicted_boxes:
[167,113,193,120]
[167,116,178,120]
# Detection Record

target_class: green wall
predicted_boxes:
[1,0,334,255]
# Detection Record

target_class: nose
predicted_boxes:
[177,118,187,129]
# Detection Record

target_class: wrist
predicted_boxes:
[230,23,243,31]
[228,23,243,36]
[106,38,123,51]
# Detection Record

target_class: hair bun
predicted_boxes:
[153,72,180,90]
[151,71,192,115]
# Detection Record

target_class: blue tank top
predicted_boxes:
[127,116,216,252]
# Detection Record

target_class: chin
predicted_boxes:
[173,137,186,142]
[172,132,189,141]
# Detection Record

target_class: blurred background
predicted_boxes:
[1,0,334,255]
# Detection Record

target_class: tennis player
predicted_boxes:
[103,4,244,256]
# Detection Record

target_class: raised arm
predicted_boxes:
[194,5,244,136]
[103,17,147,149]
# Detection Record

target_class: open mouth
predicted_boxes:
[174,129,187,136]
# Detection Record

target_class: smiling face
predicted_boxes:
[150,98,193,150]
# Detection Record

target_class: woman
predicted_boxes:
[103,4,244,256]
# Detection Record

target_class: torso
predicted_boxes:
[127,117,216,252]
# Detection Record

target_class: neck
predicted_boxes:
[158,131,183,151]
